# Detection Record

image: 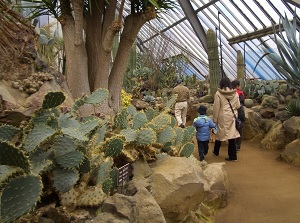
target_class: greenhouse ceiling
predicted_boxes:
[129,0,300,80]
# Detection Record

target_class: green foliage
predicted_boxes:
[0,88,117,221]
[180,143,195,158]
[285,98,300,117]
[254,13,300,90]
[0,175,43,223]
[0,125,20,142]
[42,92,65,109]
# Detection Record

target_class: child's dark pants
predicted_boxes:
[197,140,209,161]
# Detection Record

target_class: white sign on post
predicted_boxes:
[117,163,130,186]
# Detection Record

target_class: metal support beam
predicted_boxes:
[228,20,300,45]
[285,0,300,8]
[178,0,209,52]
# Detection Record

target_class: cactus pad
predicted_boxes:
[175,127,184,146]
[182,126,195,145]
[114,108,128,129]
[180,143,195,158]
[0,165,23,186]
[55,150,84,169]
[132,111,147,129]
[120,128,137,142]
[0,142,30,173]
[144,107,158,121]
[52,135,76,156]
[62,128,88,141]
[96,161,112,185]
[136,128,157,146]
[165,95,177,111]
[0,175,42,223]
[147,114,171,131]
[42,92,66,109]
[23,125,56,152]
[0,125,20,142]
[76,186,106,206]
[79,119,100,135]
[93,125,106,145]
[127,105,137,117]
[85,88,109,104]
[53,169,79,193]
[103,137,124,157]
[157,126,175,145]
[58,113,80,129]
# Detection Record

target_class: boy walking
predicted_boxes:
[193,105,217,161]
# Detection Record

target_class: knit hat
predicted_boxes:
[197,105,207,115]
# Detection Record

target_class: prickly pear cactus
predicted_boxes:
[42,92,66,109]
[114,108,129,129]
[157,126,176,145]
[207,28,221,98]
[23,124,56,152]
[136,128,157,146]
[0,142,30,173]
[180,143,195,158]
[0,175,43,223]
[132,111,147,129]
[103,137,124,157]
[0,125,20,142]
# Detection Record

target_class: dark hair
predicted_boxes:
[231,80,240,88]
[219,77,231,89]
[197,105,207,115]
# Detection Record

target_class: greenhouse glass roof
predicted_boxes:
[134,0,300,80]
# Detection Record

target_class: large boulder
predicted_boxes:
[260,120,286,150]
[280,139,300,167]
[148,156,206,222]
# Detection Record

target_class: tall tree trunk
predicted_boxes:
[93,0,119,91]
[86,0,104,91]
[108,10,155,112]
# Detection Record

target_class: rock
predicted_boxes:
[280,139,300,166]
[260,108,275,118]
[260,121,286,150]
[149,156,205,222]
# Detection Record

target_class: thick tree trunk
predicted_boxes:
[86,0,104,91]
[93,0,119,91]
[108,12,154,112]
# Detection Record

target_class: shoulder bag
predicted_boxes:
[227,99,243,131]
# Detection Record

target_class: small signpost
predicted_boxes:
[117,163,130,193]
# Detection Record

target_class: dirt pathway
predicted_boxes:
[200,140,300,223]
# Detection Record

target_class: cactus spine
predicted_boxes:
[207,29,221,98]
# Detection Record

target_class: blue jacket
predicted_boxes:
[193,115,216,141]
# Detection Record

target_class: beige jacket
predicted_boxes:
[173,84,190,102]
[213,87,241,141]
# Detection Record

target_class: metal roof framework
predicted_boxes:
[134,0,300,80]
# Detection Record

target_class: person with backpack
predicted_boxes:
[193,105,217,161]
[231,80,246,151]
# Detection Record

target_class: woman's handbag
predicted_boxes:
[227,99,243,131]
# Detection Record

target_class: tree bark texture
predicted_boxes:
[108,9,155,112]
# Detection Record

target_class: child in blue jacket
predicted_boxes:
[193,105,217,161]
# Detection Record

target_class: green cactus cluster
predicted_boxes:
[111,94,196,162]
[0,90,197,222]
[243,79,280,99]
[0,88,119,222]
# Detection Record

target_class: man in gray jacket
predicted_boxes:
[172,79,190,128]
